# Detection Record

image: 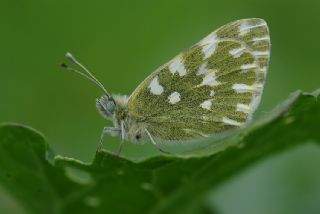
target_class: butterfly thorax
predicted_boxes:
[96,94,148,144]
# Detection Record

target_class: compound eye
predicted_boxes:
[106,100,115,113]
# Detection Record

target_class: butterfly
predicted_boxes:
[61,18,270,155]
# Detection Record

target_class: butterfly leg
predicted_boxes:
[96,127,121,152]
[115,121,125,157]
[145,129,171,154]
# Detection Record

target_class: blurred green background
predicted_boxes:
[1,0,320,213]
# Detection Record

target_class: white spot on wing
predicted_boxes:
[222,117,242,126]
[239,20,267,36]
[167,91,181,104]
[200,100,212,110]
[241,64,256,70]
[200,33,218,59]
[197,62,208,76]
[253,51,269,57]
[252,36,269,45]
[252,36,269,42]
[202,43,217,59]
[210,90,215,96]
[236,103,251,113]
[232,83,250,93]
[201,32,218,44]
[241,63,257,73]
[232,83,263,93]
[169,57,187,76]
[198,70,219,87]
[239,22,251,36]
[229,47,245,58]
[148,76,163,95]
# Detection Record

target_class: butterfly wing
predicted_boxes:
[127,18,270,142]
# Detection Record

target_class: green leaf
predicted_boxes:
[0,89,319,214]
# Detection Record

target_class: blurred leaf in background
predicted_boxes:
[1,0,320,213]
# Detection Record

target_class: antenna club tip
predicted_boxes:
[65,52,77,63]
[65,52,72,57]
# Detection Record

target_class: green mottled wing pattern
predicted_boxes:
[127,18,270,142]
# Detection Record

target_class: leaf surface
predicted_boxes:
[0,89,319,214]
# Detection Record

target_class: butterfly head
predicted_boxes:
[96,95,116,120]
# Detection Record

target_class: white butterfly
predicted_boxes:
[61,18,270,155]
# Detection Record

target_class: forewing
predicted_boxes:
[127,18,270,142]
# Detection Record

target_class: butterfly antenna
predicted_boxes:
[60,52,110,97]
